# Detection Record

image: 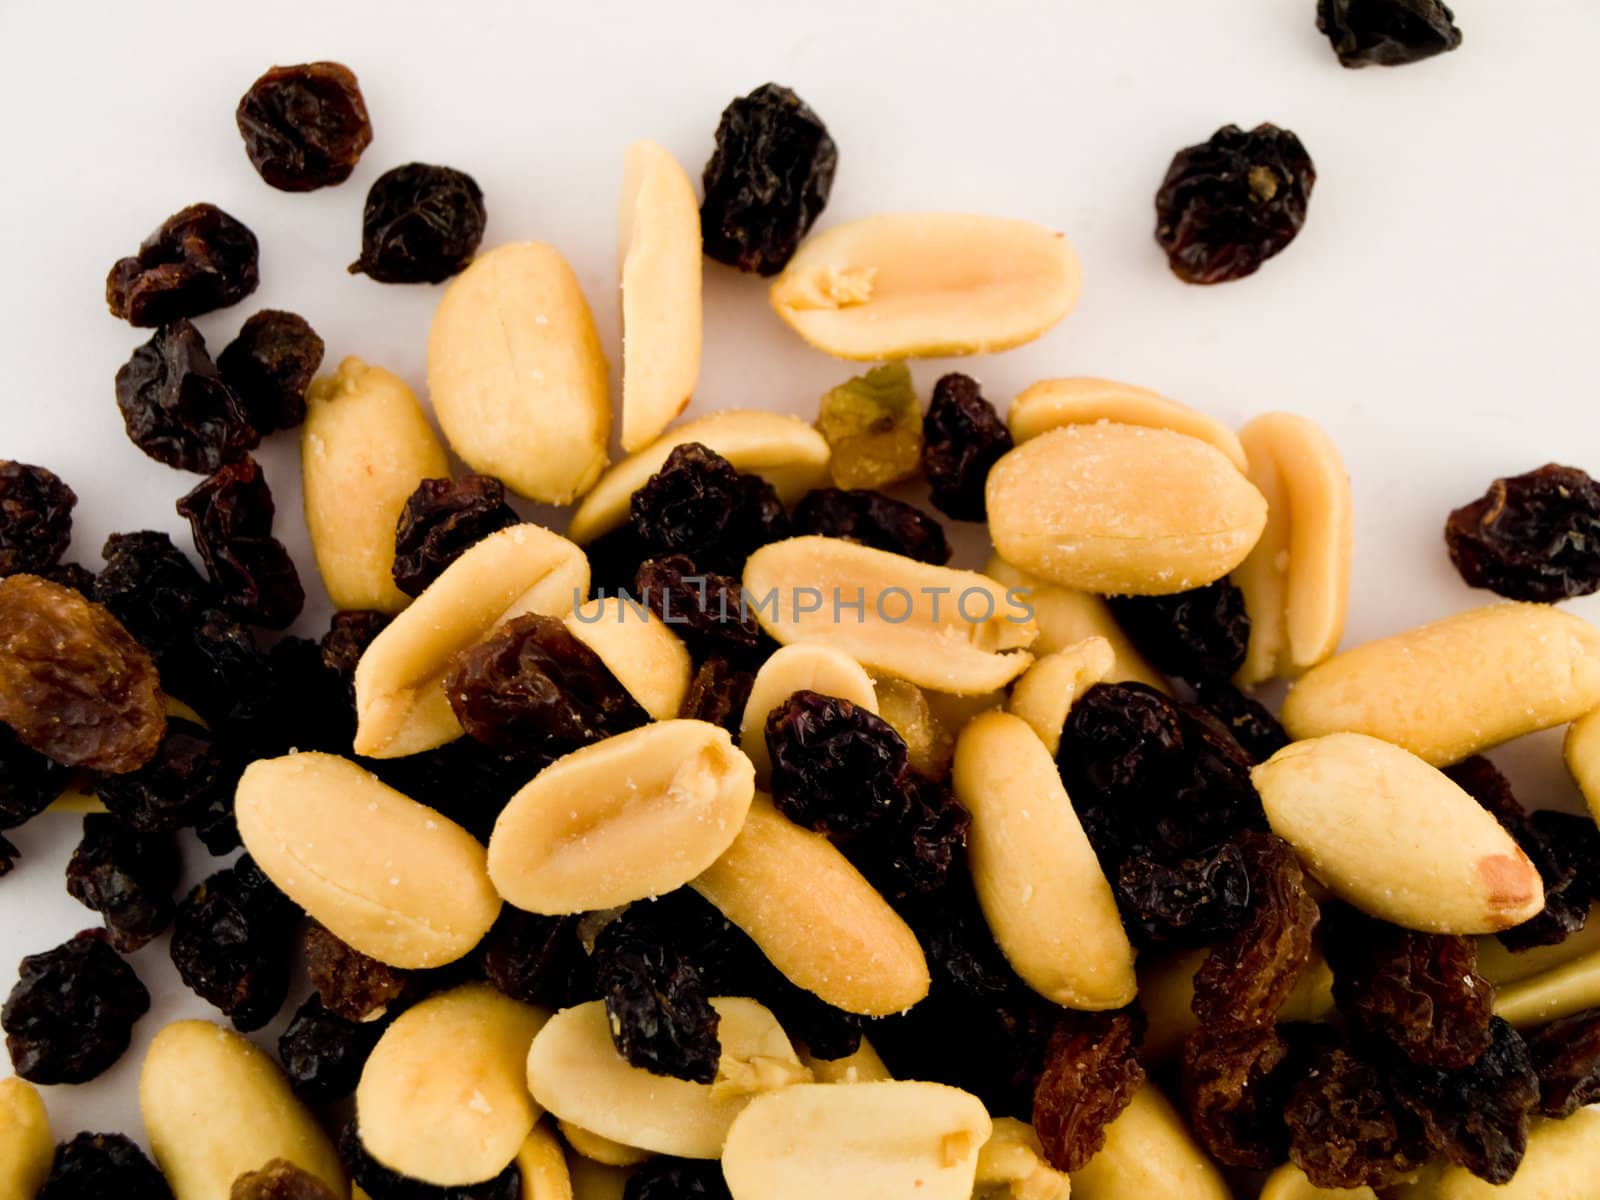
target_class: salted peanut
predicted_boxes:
[558,1120,652,1168]
[428,242,610,504]
[354,523,589,758]
[1281,603,1600,766]
[568,410,830,544]
[1009,377,1247,470]
[1478,904,1600,986]
[0,1076,51,1200]
[722,1081,991,1200]
[769,212,1081,360]
[1137,945,1335,1064]
[871,675,955,778]
[1493,942,1600,1028]
[922,687,1007,736]
[618,140,701,452]
[988,423,1267,596]
[1254,733,1543,932]
[1069,1084,1229,1200]
[1007,637,1116,755]
[357,984,547,1186]
[142,1020,347,1200]
[974,1117,1070,1200]
[743,537,1037,694]
[517,1124,574,1200]
[564,598,691,720]
[800,1037,893,1084]
[738,643,878,785]
[1259,1161,1377,1200]
[690,794,929,1014]
[489,720,753,913]
[526,997,808,1159]
[1566,707,1600,824]
[237,752,499,969]
[565,1153,634,1200]
[1388,1109,1600,1200]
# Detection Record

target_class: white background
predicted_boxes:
[1,0,1598,1151]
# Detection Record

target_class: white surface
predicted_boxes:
[2,0,1598,1149]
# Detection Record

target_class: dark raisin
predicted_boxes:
[1526,1008,1600,1118]
[236,62,372,191]
[323,609,391,690]
[1190,681,1290,762]
[921,373,1013,521]
[1442,754,1525,828]
[1115,841,1253,949]
[623,1159,732,1200]
[393,475,521,597]
[65,814,178,952]
[44,562,97,597]
[477,908,597,1010]
[0,724,67,830]
[854,776,971,904]
[177,457,304,629]
[231,1158,340,1200]
[94,530,213,670]
[115,319,259,473]
[595,922,721,1083]
[170,856,298,1031]
[1031,1007,1146,1171]
[584,524,654,598]
[678,655,756,735]
[791,488,950,565]
[279,995,385,1103]
[38,1132,172,1200]
[106,203,260,326]
[169,607,270,743]
[1444,464,1600,603]
[367,738,536,845]
[635,555,767,662]
[1286,1043,1427,1189]
[765,689,912,838]
[0,834,19,877]
[90,718,228,833]
[0,462,76,577]
[349,163,486,284]
[217,310,325,434]
[701,83,836,275]
[340,1122,521,1200]
[1107,579,1250,683]
[0,575,165,773]
[1317,0,1463,68]
[304,921,412,1022]
[1154,123,1315,285]
[630,444,788,574]
[3,930,149,1084]
[1057,681,1187,828]
[244,634,357,759]
[1181,1024,1291,1169]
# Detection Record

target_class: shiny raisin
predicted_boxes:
[815,362,923,490]
[170,856,298,1031]
[624,1159,732,1200]
[177,457,304,629]
[1107,579,1250,683]
[231,1158,340,1200]
[90,717,228,833]
[1318,0,1463,68]
[216,310,325,434]
[349,163,486,284]
[1031,1007,1146,1172]
[678,655,756,735]
[0,725,67,831]
[1285,1044,1427,1189]
[340,1122,521,1200]
[921,373,1013,521]
[765,689,912,838]
[304,920,412,1022]
[635,555,768,662]
[1181,1024,1292,1169]
[94,531,212,668]
[1191,681,1290,762]
[3,930,150,1084]
[1115,841,1253,948]
[106,203,260,326]
[791,488,950,565]
[393,475,521,597]
[1444,464,1600,603]
[38,1132,172,1200]
[477,908,597,1010]
[278,995,384,1103]
[595,922,721,1083]
[0,462,76,576]
[115,319,259,473]
[65,814,178,952]
[1526,1008,1600,1118]
[629,444,788,574]
[236,62,373,191]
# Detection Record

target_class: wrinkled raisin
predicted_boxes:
[1526,1008,1600,1118]
[766,689,912,838]
[0,574,165,773]
[921,373,1013,521]
[1107,579,1250,683]
[65,814,178,952]
[322,609,391,689]
[91,718,228,833]
[94,530,213,670]
[635,555,768,662]
[38,1132,172,1200]
[349,163,486,284]
[392,475,520,597]
[700,83,836,275]
[815,362,923,489]
[304,921,412,1022]
[1155,123,1315,285]
[217,310,325,434]
[177,457,304,629]
[278,995,385,1103]
[106,203,260,326]
[791,488,950,565]
[1031,1007,1146,1172]
[0,725,67,830]
[1444,464,1600,603]
[1286,1044,1427,1189]
[852,776,971,904]
[624,1159,732,1200]
[0,462,76,576]
[3,930,150,1084]
[116,319,259,474]
[477,908,597,1010]
[231,1158,340,1200]
[1181,1024,1292,1169]
[44,562,96,597]
[340,1122,521,1200]
[236,62,373,191]
[1318,0,1463,68]
[630,444,788,573]
[584,524,654,598]
[170,856,298,1031]
[678,655,756,735]
[1191,681,1290,762]
[595,921,721,1083]
[1057,681,1187,828]
[368,738,535,844]
[1115,841,1253,949]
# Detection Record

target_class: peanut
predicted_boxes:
[1565,707,1600,824]
[1259,1161,1377,1200]
[1253,733,1544,933]
[353,523,589,758]
[236,752,500,968]
[1493,940,1600,1028]
[1006,636,1116,755]
[565,597,691,720]
[720,1081,992,1200]
[517,1124,574,1200]
[1139,946,1334,1063]
[302,356,450,614]
[1068,1084,1230,1200]
[558,1120,652,1167]
[768,212,1082,360]
[428,242,610,504]
[0,1076,51,1200]
[141,1020,347,1200]
[565,1153,635,1200]
[488,720,755,914]
[1387,1109,1600,1199]
[799,1037,893,1084]
[1478,904,1600,986]
[738,643,878,785]
[1008,377,1248,470]
[974,1118,1069,1200]
[870,675,955,778]
[356,983,547,1187]
[1280,603,1600,765]
[690,793,929,1015]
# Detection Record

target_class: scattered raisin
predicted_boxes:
[1191,681,1290,762]
[678,655,756,735]
[1154,123,1315,285]
[170,856,298,1031]
[322,609,391,690]
[349,163,486,284]
[65,814,178,952]
[595,920,722,1083]
[1115,840,1253,948]
[1317,0,1463,68]
[3,930,150,1084]
[340,1122,522,1200]
[91,718,228,833]
[1444,464,1600,603]
[0,462,76,576]
[94,531,213,668]
[1526,1008,1600,1118]
[815,363,923,489]
[304,920,412,1022]
[231,1158,339,1200]
[1107,579,1251,683]
[766,690,912,838]
[630,444,788,573]
[700,83,836,275]
[635,555,768,662]
[106,203,260,326]
[278,995,384,1103]
[115,319,259,473]
[393,475,521,597]
[177,457,304,629]
[217,310,325,434]
[1286,1044,1427,1189]
[477,908,597,1010]
[1031,1007,1146,1172]
[0,725,67,831]
[791,488,950,565]
[1181,1024,1292,1169]
[37,1132,172,1200]
[236,62,373,191]
[623,1159,733,1200]
[921,373,1013,521]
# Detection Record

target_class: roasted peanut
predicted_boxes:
[488,720,755,914]
[690,794,929,1015]
[1007,636,1116,755]
[356,983,547,1187]
[565,1152,634,1200]
[973,1117,1070,1200]
[768,212,1082,360]
[1008,377,1248,470]
[742,537,1036,694]
[619,140,702,452]
[517,1123,574,1200]
[1493,941,1600,1029]
[1478,904,1600,986]
[428,242,610,504]
[565,597,691,720]
[1280,603,1600,766]
[353,523,589,758]
[799,1037,893,1084]
[721,1081,992,1200]
[237,752,500,968]
[1565,707,1600,824]
[141,1020,347,1200]
[738,643,878,785]
[1139,945,1334,1063]
[1254,733,1543,933]
[1387,1109,1600,1199]
[0,1076,51,1200]
[870,675,955,778]
[1259,1161,1377,1200]
[1068,1084,1230,1200]
[557,1120,652,1167]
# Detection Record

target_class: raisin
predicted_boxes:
[1115,841,1253,949]
[171,607,270,741]
[0,574,165,773]
[38,1132,172,1200]
[0,461,76,576]
[1154,123,1315,285]
[322,609,391,689]
[217,310,325,434]
[678,655,756,735]
[477,908,597,1010]
[700,83,836,275]
[1286,1044,1427,1189]
[623,1159,733,1200]
[1317,0,1463,68]
[2,930,149,1084]
[106,203,260,326]
[44,562,97,597]
[368,738,534,845]
[90,717,227,833]
[0,724,67,831]
[170,856,298,1031]
[1057,682,1187,827]
[393,475,521,597]
[815,363,923,489]
[595,921,722,1083]
[921,373,1013,521]
[584,524,654,598]
[1527,1008,1600,1118]
[635,555,768,662]
[1181,1024,1292,1169]
[1107,579,1250,683]
[854,776,971,904]
[349,163,486,284]
[1031,1007,1146,1172]
[1190,681,1290,762]
[304,921,413,1022]
[1444,464,1600,603]
[340,1122,521,1200]
[94,531,213,670]
[116,319,259,473]
[765,689,912,838]
[629,444,788,573]
[791,488,950,565]
[278,995,384,1103]
[65,814,178,952]
[177,457,304,629]
[231,1158,340,1200]
[236,62,372,191]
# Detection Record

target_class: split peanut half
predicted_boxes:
[1006,636,1116,755]
[565,1153,634,1200]
[517,1123,575,1200]
[1477,904,1600,988]
[738,642,878,785]
[800,1038,893,1084]
[1008,377,1248,471]
[973,1118,1071,1200]
[0,1077,51,1200]
[565,596,692,720]
[558,1121,652,1168]
[1492,941,1600,1029]
[1564,707,1600,824]
[1054,1084,1230,1200]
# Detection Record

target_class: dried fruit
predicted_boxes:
[1181,1024,1291,1169]
[856,776,971,904]
[1285,1044,1426,1189]
[278,995,384,1103]
[700,83,836,275]
[630,443,789,574]
[1107,578,1251,683]
[2,930,149,1084]
[477,908,597,1010]
[624,1158,733,1200]
[766,689,912,838]
[90,717,228,832]
[0,574,165,773]
[0,726,66,832]
[921,373,1013,521]
[1317,0,1463,68]
[170,856,298,1032]
[0,462,75,577]
[236,62,372,191]
[350,163,486,284]
[370,737,532,845]
[115,319,259,473]
[1030,1007,1146,1171]
[231,1158,340,1200]
[37,1133,172,1200]
[585,524,654,597]
[321,609,391,692]
[106,203,260,326]
[43,562,96,597]
[217,309,325,434]
[176,457,304,629]
[791,488,950,565]
[815,362,923,489]
[635,555,767,662]
[173,608,270,746]
[94,531,211,667]
[1154,123,1316,285]
[1115,841,1253,948]
[303,921,412,1022]
[1526,1008,1600,1118]
[1444,463,1600,603]
[679,654,756,735]
[595,920,722,1083]
[393,475,521,597]
[65,815,178,952]
[1191,681,1290,762]
[339,1122,522,1200]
